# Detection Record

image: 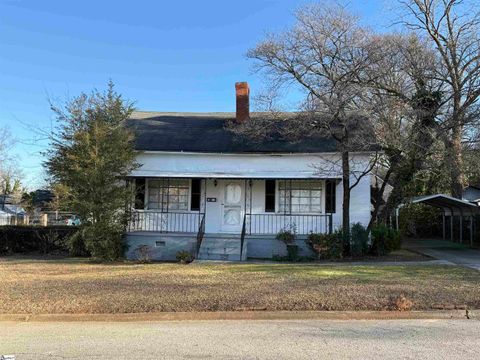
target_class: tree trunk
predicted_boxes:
[368,164,395,231]
[445,124,464,198]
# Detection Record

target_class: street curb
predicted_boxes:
[0,310,475,322]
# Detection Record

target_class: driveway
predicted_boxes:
[1,319,480,359]
[405,239,480,271]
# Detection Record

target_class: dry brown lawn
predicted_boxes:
[1,256,479,314]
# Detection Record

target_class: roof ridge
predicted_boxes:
[131,111,235,118]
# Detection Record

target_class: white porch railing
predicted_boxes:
[246,213,333,235]
[127,210,204,233]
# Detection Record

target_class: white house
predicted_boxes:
[124,82,373,261]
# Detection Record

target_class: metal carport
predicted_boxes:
[396,194,480,246]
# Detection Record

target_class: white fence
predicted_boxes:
[0,213,27,226]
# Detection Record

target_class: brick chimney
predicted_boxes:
[235,82,250,123]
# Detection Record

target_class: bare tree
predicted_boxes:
[0,126,14,166]
[244,3,380,236]
[400,0,480,198]
[0,127,23,199]
[364,34,445,221]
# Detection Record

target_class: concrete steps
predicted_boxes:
[197,234,247,261]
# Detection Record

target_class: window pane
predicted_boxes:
[299,205,310,212]
[149,202,160,209]
[278,180,323,214]
[149,180,162,188]
[299,197,309,205]
[147,178,191,210]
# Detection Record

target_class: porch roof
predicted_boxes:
[129,172,342,180]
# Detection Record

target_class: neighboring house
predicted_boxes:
[124,82,374,261]
[463,185,480,206]
[29,189,55,211]
[0,194,25,225]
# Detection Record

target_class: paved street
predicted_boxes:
[1,319,479,359]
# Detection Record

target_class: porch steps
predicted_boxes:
[197,234,247,261]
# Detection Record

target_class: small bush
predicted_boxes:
[307,231,344,260]
[176,250,193,264]
[276,225,296,245]
[350,223,369,257]
[80,222,127,261]
[371,224,402,256]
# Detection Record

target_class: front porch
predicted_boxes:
[125,177,336,261]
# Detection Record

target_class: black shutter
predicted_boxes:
[134,178,146,210]
[190,179,201,211]
[325,179,336,213]
[265,180,276,212]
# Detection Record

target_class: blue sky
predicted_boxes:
[0,0,395,189]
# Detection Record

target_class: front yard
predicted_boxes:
[1,256,479,314]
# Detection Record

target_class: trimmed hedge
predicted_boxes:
[0,226,79,255]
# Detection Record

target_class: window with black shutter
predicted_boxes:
[265,180,276,212]
[134,178,146,209]
[190,179,201,211]
[325,179,336,213]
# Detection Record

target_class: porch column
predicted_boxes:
[442,210,446,240]
[199,178,207,229]
[459,207,464,244]
[470,215,474,246]
[450,213,454,241]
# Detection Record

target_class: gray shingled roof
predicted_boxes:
[126,111,342,153]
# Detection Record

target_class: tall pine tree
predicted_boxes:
[46,82,139,260]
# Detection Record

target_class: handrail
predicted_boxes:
[195,213,206,258]
[240,214,247,261]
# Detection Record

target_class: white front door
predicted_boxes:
[221,180,244,232]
